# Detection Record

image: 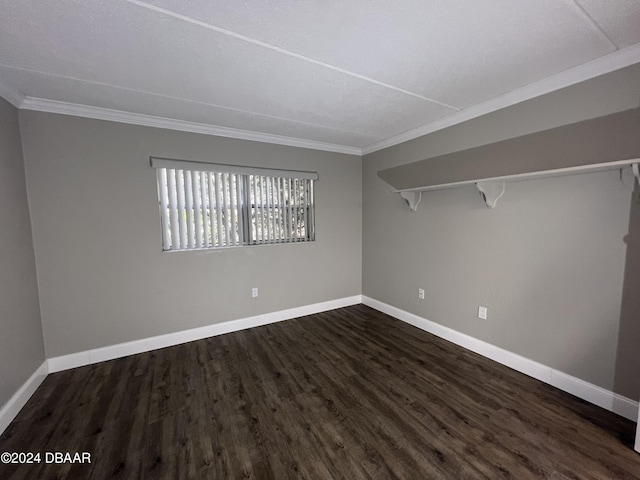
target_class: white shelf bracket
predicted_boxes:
[633,163,639,181]
[476,181,506,208]
[400,191,422,211]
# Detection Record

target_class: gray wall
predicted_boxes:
[614,181,640,399]
[0,98,45,407]
[19,111,362,358]
[363,65,640,397]
[378,108,640,191]
[4,63,639,402]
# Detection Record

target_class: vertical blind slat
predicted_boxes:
[176,170,188,248]
[309,180,315,241]
[255,176,260,243]
[303,179,310,241]
[201,172,210,247]
[230,174,238,245]
[257,177,267,243]
[157,168,171,250]
[287,178,293,242]
[243,176,250,243]
[299,178,304,241]
[269,177,275,242]
[215,172,224,246]
[289,178,293,242]
[251,176,256,243]
[275,177,281,242]
[278,177,284,242]
[166,168,180,249]
[184,171,195,248]
[262,176,267,243]
[235,175,242,244]
[265,177,276,242]
[192,171,203,248]
[249,176,256,243]
[254,176,260,243]
[294,178,300,241]
[299,179,304,241]
[284,178,290,241]
[300,179,305,241]
[274,177,279,242]
[273,177,280,242]
[223,173,232,246]
[176,170,184,245]
[222,174,227,245]
[285,179,290,241]
[206,172,215,247]
[266,177,273,243]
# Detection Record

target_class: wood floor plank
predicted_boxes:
[1,304,639,479]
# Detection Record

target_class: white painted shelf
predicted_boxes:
[395,158,639,210]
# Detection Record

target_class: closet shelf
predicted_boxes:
[394,159,639,210]
[378,108,640,211]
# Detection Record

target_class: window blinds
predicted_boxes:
[152,158,316,251]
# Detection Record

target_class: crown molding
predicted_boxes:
[19,97,363,156]
[11,43,640,157]
[362,43,640,155]
[0,77,26,108]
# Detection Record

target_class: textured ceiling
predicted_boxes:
[0,0,639,154]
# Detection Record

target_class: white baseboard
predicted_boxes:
[636,409,640,453]
[549,370,639,421]
[48,295,362,373]
[362,296,639,422]
[0,361,48,435]
[5,296,635,440]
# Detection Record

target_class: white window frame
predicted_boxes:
[151,157,317,251]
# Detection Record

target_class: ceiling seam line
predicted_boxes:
[568,0,619,50]
[124,0,460,111]
[0,64,377,139]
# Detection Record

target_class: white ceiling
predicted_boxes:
[0,0,639,155]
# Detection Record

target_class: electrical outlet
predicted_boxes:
[418,288,425,300]
[478,306,487,320]
[252,288,259,298]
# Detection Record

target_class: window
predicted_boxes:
[151,158,317,251]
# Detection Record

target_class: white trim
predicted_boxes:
[0,61,378,140]
[549,370,639,421]
[48,295,362,373]
[361,296,639,421]
[19,97,362,156]
[0,78,26,108]
[394,159,640,194]
[151,157,319,180]
[636,405,640,453]
[362,43,640,155]
[4,296,636,437]
[11,44,640,157]
[0,361,48,435]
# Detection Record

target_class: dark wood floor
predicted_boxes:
[1,305,639,479]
